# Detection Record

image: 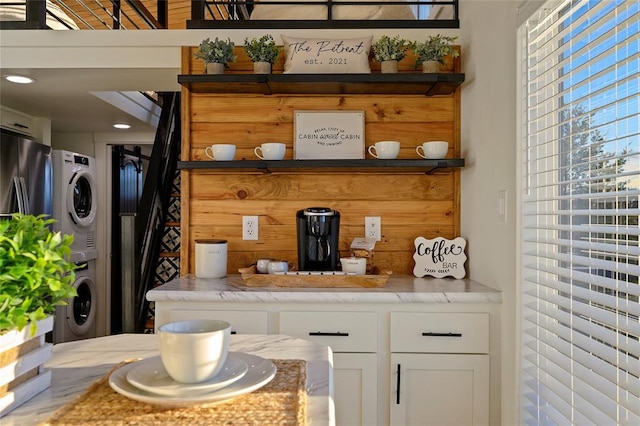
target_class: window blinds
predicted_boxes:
[520,0,640,424]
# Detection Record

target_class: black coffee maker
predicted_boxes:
[296,207,340,271]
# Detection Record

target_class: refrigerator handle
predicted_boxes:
[19,177,30,215]
[13,177,25,214]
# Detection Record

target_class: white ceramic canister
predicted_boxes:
[195,239,228,278]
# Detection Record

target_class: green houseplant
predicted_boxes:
[412,34,460,73]
[243,34,280,74]
[372,35,411,73]
[0,214,77,336]
[194,37,236,74]
[0,214,77,415]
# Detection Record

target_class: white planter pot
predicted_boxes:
[253,61,272,74]
[421,60,441,73]
[380,60,399,74]
[206,62,225,74]
[0,316,53,417]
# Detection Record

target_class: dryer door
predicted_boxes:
[66,170,97,228]
[66,275,97,336]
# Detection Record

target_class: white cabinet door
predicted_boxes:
[390,353,489,426]
[333,353,378,426]
[0,107,34,136]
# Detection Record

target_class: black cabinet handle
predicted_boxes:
[13,123,29,129]
[396,363,401,404]
[230,331,237,335]
[422,332,463,337]
[308,331,349,337]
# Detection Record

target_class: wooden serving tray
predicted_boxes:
[238,265,392,288]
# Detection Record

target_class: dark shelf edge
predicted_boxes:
[178,73,465,83]
[177,73,465,96]
[177,159,465,170]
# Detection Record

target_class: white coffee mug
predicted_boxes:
[368,141,400,159]
[205,144,236,161]
[416,141,449,159]
[267,260,289,274]
[158,319,231,384]
[254,142,286,160]
[256,258,273,274]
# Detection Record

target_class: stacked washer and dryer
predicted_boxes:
[51,150,99,343]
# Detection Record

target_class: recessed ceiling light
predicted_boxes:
[113,123,131,129]
[4,75,36,84]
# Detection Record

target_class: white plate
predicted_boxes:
[126,354,248,396]
[109,352,276,407]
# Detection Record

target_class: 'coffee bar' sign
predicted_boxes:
[413,236,467,279]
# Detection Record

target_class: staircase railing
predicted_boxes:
[134,91,180,333]
[0,0,168,30]
[188,0,459,29]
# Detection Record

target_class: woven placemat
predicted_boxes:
[42,358,307,425]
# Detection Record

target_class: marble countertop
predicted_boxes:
[147,274,502,304]
[3,334,334,426]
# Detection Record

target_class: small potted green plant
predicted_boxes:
[0,214,77,413]
[194,37,236,74]
[412,34,460,73]
[372,35,411,73]
[0,214,77,336]
[243,34,280,74]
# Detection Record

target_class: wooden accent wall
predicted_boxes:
[180,46,461,275]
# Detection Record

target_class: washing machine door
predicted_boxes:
[66,170,97,228]
[67,275,97,336]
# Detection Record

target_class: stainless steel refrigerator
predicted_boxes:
[0,130,52,219]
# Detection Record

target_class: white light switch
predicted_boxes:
[498,190,508,223]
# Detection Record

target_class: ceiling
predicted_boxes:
[0,67,180,134]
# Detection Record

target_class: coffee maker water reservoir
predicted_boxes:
[296,207,340,271]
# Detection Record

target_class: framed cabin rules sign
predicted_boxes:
[294,110,365,159]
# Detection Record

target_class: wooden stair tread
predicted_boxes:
[159,252,180,258]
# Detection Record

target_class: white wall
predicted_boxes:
[52,132,95,156]
[459,2,519,423]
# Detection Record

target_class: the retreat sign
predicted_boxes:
[294,110,365,159]
[413,236,467,279]
[281,35,372,74]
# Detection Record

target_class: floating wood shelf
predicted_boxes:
[177,159,464,174]
[177,73,465,96]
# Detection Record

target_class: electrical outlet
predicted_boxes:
[365,216,381,241]
[242,215,259,240]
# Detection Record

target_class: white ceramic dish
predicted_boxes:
[109,352,276,407]
[126,354,248,397]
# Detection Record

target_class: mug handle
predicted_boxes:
[254,147,265,160]
[416,146,426,159]
[205,146,215,160]
[368,146,379,158]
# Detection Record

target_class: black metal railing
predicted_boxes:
[134,92,181,333]
[0,0,457,30]
[188,0,459,29]
[0,0,167,30]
